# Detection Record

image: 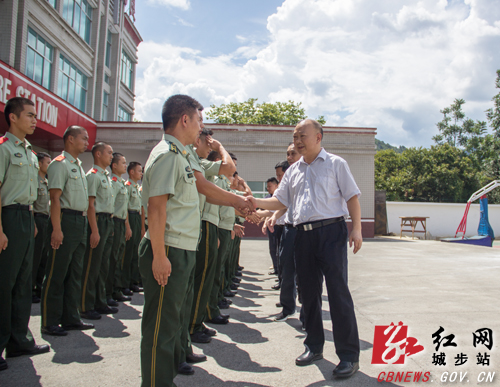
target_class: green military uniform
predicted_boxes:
[108,173,129,300]
[81,166,114,313]
[0,132,39,355]
[139,134,199,387]
[41,151,89,328]
[123,179,142,289]
[224,215,245,293]
[189,157,222,336]
[206,175,235,320]
[32,173,50,298]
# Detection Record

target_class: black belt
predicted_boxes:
[114,217,126,223]
[285,223,295,228]
[3,204,33,211]
[128,210,140,214]
[296,217,344,231]
[61,208,87,217]
[34,213,49,219]
[96,212,113,217]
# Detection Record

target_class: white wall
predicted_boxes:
[386,201,500,239]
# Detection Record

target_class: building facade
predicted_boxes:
[0,0,141,150]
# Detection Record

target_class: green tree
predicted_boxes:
[207,98,326,126]
[485,69,500,180]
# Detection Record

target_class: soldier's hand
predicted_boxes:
[152,255,171,286]
[234,224,245,238]
[206,136,221,151]
[231,230,235,240]
[90,231,100,249]
[141,227,146,238]
[349,228,363,254]
[261,222,267,236]
[245,213,261,225]
[125,226,132,241]
[245,196,257,212]
[34,224,38,238]
[51,230,64,250]
[0,232,8,252]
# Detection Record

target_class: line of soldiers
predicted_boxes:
[0,97,146,371]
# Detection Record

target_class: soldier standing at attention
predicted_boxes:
[41,125,94,336]
[31,152,51,303]
[107,153,132,303]
[0,97,49,371]
[139,94,204,387]
[123,161,143,293]
[80,143,117,319]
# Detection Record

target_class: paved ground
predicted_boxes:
[1,238,499,387]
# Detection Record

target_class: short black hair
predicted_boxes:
[63,125,85,143]
[36,152,51,162]
[4,97,35,127]
[207,150,221,161]
[111,152,124,169]
[161,94,203,131]
[229,152,237,161]
[266,177,279,185]
[275,160,289,172]
[91,142,108,158]
[127,161,141,174]
[199,128,213,139]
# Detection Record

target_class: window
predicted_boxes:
[248,181,267,198]
[57,54,87,112]
[105,30,112,68]
[118,105,131,122]
[26,29,53,90]
[120,51,133,89]
[102,92,109,120]
[104,74,110,84]
[47,0,56,8]
[62,0,92,44]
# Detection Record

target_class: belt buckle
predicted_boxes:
[304,223,313,231]
[82,211,87,217]
[29,204,33,211]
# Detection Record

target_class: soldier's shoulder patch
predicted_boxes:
[112,177,118,182]
[32,150,37,155]
[0,137,8,145]
[125,181,131,186]
[168,142,178,154]
[54,154,66,162]
[91,168,98,174]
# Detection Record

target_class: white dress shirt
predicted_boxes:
[274,148,361,226]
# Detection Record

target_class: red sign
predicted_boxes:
[372,321,424,364]
[0,60,96,149]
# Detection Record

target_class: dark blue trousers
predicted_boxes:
[268,229,279,273]
[279,224,297,315]
[294,220,359,362]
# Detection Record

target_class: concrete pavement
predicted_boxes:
[0,238,499,386]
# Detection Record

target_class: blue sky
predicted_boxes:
[133,0,500,148]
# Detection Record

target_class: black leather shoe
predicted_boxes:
[223,290,236,297]
[190,331,211,343]
[276,302,282,307]
[0,357,7,371]
[122,288,133,296]
[219,313,230,319]
[230,283,238,290]
[62,321,95,331]
[295,348,323,366]
[32,295,41,304]
[218,301,230,309]
[96,306,119,314]
[113,294,131,302]
[271,283,281,290]
[178,362,194,375]
[107,298,119,307]
[41,325,68,336]
[235,271,243,277]
[208,316,229,324]
[238,266,244,270]
[203,327,217,336]
[130,284,143,292]
[332,361,359,378]
[222,298,232,305]
[186,353,207,363]
[6,344,50,358]
[232,277,241,283]
[81,310,102,320]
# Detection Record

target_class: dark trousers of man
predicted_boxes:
[107,218,126,300]
[274,225,284,283]
[42,211,87,327]
[32,213,49,297]
[189,221,218,335]
[81,214,113,312]
[223,234,240,293]
[139,238,195,387]
[206,228,231,320]
[218,231,234,300]
[294,220,359,362]
[123,211,141,288]
[0,207,35,355]
[268,228,279,273]
[279,224,297,316]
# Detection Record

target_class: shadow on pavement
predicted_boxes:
[218,321,269,344]
[114,302,142,320]
[227,308,273,325]
[92,315,130,338]
[0,357,42,386]
[234,289,265,300]
[175,367,274,387]
[231,295,261,308]
[43,331,103,364]
[238,282,264,292]
[305,369,401,387]
[202,338,281,373]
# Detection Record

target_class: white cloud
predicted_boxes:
[135,0,500,147]
[148,0,190,10]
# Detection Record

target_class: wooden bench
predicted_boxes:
[400,217,429,240]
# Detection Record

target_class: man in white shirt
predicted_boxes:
[252,119,362,379]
